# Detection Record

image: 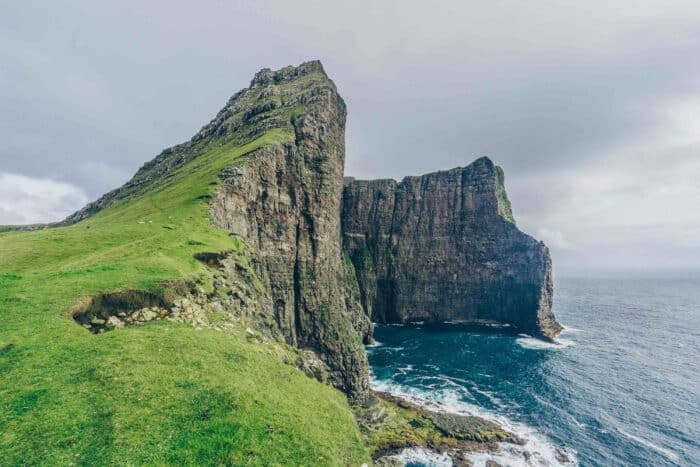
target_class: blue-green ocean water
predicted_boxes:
[368,276,700,466]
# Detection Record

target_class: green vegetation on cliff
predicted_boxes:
[0,129,368,464]
[494,165,516,224]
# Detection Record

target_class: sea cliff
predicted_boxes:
[342,158,562,339]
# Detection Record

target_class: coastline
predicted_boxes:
[365,334,579,466]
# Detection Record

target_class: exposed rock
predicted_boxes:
[105,316,124,330]
[61,59,559,416]
[71,284,212,333]
[375,392,521,445]
[424,411,519,444]
[295,349,332,384]
[357,391,522,465]
[208,61,370,402]
[341,158,562,339]
[67,62,371,402]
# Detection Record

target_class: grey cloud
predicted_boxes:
[1,0,699,271]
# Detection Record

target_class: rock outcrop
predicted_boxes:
[53,60,559,408]
[341,157,562,339]
[206,62,371,402]
[61,61,372,403]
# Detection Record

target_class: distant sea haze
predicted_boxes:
[368,275,700,466]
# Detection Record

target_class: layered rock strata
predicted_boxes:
[63,61,371,402]
[60,60,560,408]
[203,62,371,401]
[341,157,562,339]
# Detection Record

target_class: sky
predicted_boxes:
[1,1,699,273]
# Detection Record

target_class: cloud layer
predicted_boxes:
[0,173,87,225]
[1,1,699,272]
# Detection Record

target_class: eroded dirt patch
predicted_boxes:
[71,288,208,333]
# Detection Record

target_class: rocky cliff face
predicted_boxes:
[207,62,371,402]
[53,61,372,402]
[38,60,559,405]
[341,157,562,339]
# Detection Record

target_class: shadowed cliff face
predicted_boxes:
[48,61,372,403]
[30,60,559,407]
[208,62,371,402]
[341,157,562,340]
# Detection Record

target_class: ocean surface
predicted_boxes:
[367,275,700,466]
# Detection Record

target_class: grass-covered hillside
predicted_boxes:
[0,128,369,465]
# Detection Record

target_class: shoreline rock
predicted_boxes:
[355,390,524,466]
[341,159,562,340]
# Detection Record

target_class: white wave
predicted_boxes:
[440,374,473,386]
[516,336,575,350]
[393,447,453,466]
[467,445,575,467]
[470,385,507,409]
[532,395,586,429]
[366,339,383,348]
[561,325,583,334]
[442,320,511,328]
[484,322,512,328]
[370,378,578,467]
[618,429,679,462]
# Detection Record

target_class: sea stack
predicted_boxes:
[341,157,562,340]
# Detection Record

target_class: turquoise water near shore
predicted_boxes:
[368,275,700,466]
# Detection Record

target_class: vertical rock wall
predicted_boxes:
[341,157,562,340]
[55,60,560,406]
[209,62,371,402]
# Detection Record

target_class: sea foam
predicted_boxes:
[392,447,453,466]
[618,429,679,462]
[516,335,575,350]
[371,378,578,467]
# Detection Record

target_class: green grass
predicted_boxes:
[494,165,515,224]
[0,130,369,465]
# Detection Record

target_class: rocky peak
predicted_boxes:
[32,61,560,407]
[59,61,339,226]
[341,157,561,339]
[250,60,327,86]
[208,61,371,402]
[48,61,372,401]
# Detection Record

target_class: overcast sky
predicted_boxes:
[1,0,699,273]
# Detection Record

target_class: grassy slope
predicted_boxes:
[0,129,368,465]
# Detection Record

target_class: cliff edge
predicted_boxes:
[341,157,562,340]
[31,61,372,402]
[206,61,372,401]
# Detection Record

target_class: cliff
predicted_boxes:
[206,62,372,401]
[341,157,562,339]
[0,61,376,465]
[37,61,371,402]
[6,61,558,408]
[0,61,565,464]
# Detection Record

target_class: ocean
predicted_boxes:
[367,275,700,466]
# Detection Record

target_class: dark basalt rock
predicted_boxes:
[34,60,560,410]
[341,157,562,340]
[56,61,372,403]
[208,62,372,402]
